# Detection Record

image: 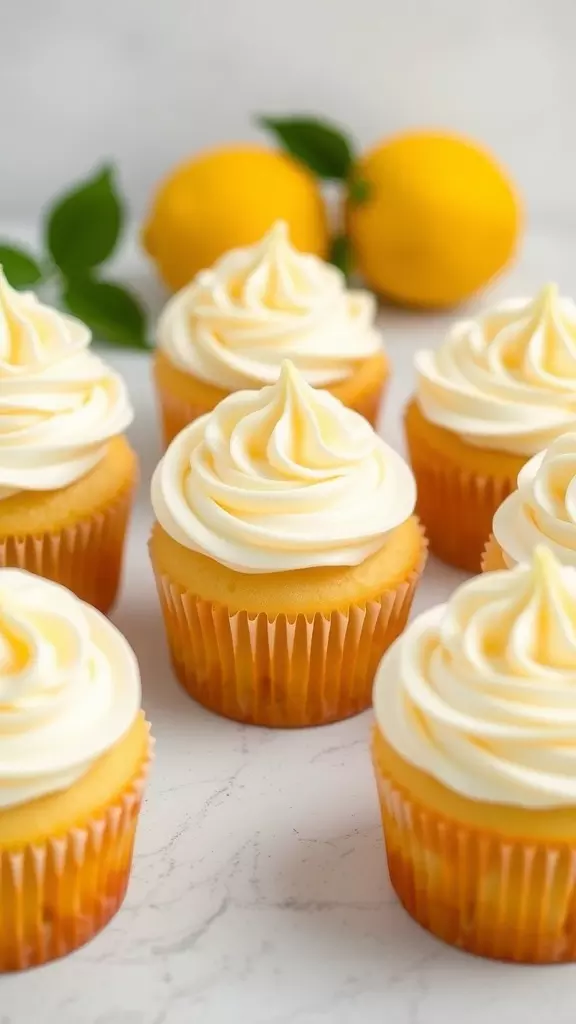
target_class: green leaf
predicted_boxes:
[62,277,148,349]
[46,165,123,275]
[0,245,43,288]
[258,115,355,180]
[329,234,352,278]
[348,177,372,205]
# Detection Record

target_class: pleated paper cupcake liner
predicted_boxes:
[405,444,517,574]
[156,380,214,448]
[0,726,153,972]
[0,481,134,614]
[481,535,508,572]
[372,736,576,963]
[151,537,426,728]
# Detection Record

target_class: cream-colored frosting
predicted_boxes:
[157,220,383,389]
[0,569,141,809]
[415,284,576,456]
[0,269,90,371]
[375,547,576,808]
[0,270,133,499]
[493,433,576,568]
[151,360,415,574]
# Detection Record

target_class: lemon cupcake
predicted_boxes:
[372,547,576,963]
[0,569,152,971]
[153,220,388,445]
[0,270,136,611]
[150,360,425,727]
[405,283,576,572]
[483,432,576,571]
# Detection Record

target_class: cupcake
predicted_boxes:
[0,270,136,611]
[150,360,425,727]
[405,283,576,572]
[0,569,152,971]
[372,547,576,963]
[484,432,576,571]
[153,220,388,445]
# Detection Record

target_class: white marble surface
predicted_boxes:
[3,234,576,1022]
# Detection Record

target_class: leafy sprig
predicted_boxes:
[258,115,372,278]
[0,166,148,349]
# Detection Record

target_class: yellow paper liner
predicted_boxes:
[152,540,426,728]
[405,430,518,574]
[372,734,576,963]
[0,481,134,614]
[481,535,508,572]
[156,379,213,447]
[0,727,153,972]
[156,375,388,449]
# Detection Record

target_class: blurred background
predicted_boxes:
[2,0,575,234]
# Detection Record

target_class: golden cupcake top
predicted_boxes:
[0,569,141,808]
[415,283,576,456]
[151,360,415,573]
[374,547,576,807]
[157,220,384,390]
[0,268,133,499]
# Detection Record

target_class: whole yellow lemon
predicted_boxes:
[142,145,329,292]
[346,131,521,309]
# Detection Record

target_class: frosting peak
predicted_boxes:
[230,220,310,309]
[493,432,576,568]
[415,283,576,456]
[157,220,383,389]
[152,360,415,573]
[0,569,141,808]
[375,548,576,808]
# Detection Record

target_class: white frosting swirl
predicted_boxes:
[415,284,576,456]
[0,270,133,499]
[152,360,415,574]
[157,220,383,389]
[0,269,89,372]
[0,569,141,809]
[375,547,576,808]
[493,433,576,568]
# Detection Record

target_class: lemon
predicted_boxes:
[346,131,521,309]
[142,145,329,292]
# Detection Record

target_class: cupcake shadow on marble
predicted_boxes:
[150,360,426,728]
